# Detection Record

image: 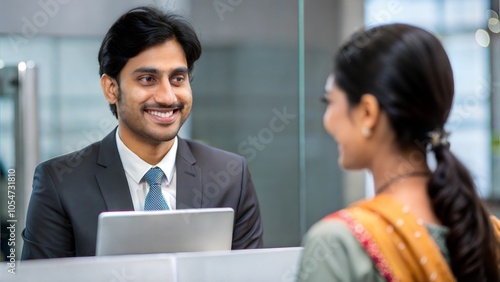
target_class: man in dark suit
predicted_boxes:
[21,6,263,260]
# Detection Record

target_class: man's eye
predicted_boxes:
[140,76,156,83]
[171,76,185,83]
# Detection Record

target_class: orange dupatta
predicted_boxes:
[326,195,455,282]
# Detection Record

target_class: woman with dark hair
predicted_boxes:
[297,23,500,281]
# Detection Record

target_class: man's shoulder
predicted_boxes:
[37,139,104,173]
[38,129,117,169]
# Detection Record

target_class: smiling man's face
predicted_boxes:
[109,39,192,147]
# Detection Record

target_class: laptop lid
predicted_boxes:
[95,207,234,256]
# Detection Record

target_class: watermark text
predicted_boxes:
[6,168,17,274]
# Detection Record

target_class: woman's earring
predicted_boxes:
[361,127,372,137]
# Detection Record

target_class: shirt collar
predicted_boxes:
[115,129,178,185]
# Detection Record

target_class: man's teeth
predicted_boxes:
[149,111,173,118]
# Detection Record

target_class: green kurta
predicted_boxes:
[297,219,449,282]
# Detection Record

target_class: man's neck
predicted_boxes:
[118,129,175,165]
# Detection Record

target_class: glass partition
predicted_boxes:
[189,1,301,246]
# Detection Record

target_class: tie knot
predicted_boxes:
[143,167,165,187]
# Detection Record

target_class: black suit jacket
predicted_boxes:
[21,129,263,259]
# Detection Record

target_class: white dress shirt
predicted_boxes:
[115,130,177,210]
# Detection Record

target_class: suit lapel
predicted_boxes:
[95,128,134,211]
[176,138,202,209]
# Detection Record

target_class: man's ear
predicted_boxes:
[357,93,380,133]
[100,74,119,104]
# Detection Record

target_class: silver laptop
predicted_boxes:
[95,207,234,256]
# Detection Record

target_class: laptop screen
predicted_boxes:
[95,207,234,256]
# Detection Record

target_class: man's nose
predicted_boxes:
[155,79,176,105]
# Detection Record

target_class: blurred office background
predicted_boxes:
[1,0,499,259]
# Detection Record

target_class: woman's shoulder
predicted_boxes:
[303,207,376,246]
[301,214,368,263]
[299,215,383,282]
[304,217,352,241]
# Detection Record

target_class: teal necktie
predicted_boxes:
[143,167,169,210]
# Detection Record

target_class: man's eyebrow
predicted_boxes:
[170,67,189,75]
[132,67,162,75]
[132,67,189,76]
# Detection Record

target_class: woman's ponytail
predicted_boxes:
[427,130,499,281]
